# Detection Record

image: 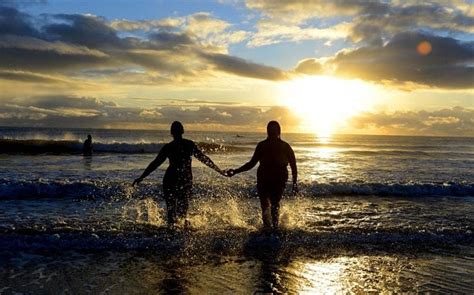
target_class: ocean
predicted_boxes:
[0,126,473,293]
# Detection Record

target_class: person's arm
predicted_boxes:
[193,144,225,175]
[288,144,298,193]
[230,144,261,176]
[132,146,168,186]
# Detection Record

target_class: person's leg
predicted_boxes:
[176,185,191,220]
[163,187,177,226]
[270,184,284,229]
[258,183,272,229]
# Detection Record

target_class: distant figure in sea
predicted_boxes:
[132,121,225,228]
[83,134,93,156]
[226,121,297,230]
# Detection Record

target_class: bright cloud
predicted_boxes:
[0,1,472,135]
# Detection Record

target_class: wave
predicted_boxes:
[307,182,474,197]
[340,150,432,157]
[0,226,471,253]
[337,149,474,158]
[0,139,244,154]
[0,179,472,199]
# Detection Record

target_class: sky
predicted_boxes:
[0,0,473,136]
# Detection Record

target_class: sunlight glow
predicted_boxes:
[293,260,346,294]
[280,76,376,140]
[303,146,344,182]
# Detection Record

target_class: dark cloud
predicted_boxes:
[148,32,194,50]
[0,96,299,129]
[200,52,287,80]
[350,22,384,46]
[0,70,65,83]
[331,32,474,89]
[0,6,283,83]
[0,35,110,72]
[349,3,474,44]
[0,6,38,36]
[44,14,126,49]
[350,107,474,136]
[118,51,197,78]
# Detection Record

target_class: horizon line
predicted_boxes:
[1,125,473,139]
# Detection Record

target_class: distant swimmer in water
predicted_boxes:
[226,121,297,230]
[133,121,226,227]
[83,134,92,156]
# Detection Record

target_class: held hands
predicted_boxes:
[216,168,227,177]
[224,169,236,177]
[217,169,236,177]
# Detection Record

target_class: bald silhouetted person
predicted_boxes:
[133,121,225,227]
[227,121,297,230]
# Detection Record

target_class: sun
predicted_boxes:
[279,76,376,140]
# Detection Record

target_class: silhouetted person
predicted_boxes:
[83,134,92,156]
[227,121,297,230]
[133,121,225,227]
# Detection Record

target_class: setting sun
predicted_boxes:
[280,76,376,139]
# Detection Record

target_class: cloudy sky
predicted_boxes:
[0,0,473,136]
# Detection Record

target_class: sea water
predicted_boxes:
[0,127,473,293]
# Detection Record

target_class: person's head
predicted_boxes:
[170,121,184,138]
[87,134,92,140]
[267,121,281,139]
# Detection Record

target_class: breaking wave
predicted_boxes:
[0,228,471,253]
[0,179,472,199]
[0,139,244,154]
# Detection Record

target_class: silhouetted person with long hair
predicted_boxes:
[227,121,297,230]
[83,134,92,156]
[133,121,225,227]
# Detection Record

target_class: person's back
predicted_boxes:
[162,138,195,185]
[256,137,293,183]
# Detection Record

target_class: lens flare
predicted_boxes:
[417,41,432,55]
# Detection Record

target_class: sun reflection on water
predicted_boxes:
[293,260,346,294]
[304,146,343,182]
[317,135,331,144]
[316,146,338,159]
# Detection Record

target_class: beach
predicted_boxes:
[0,127,473,293]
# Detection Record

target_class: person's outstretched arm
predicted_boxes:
[193,144,225,175]
[288,144,298,193]
[231,144,261,176]
[132,146,168,186]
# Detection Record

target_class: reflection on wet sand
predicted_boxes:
[2,248,473,294]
